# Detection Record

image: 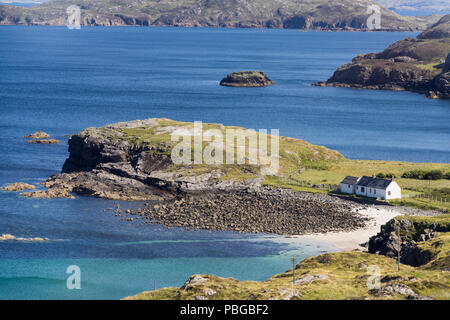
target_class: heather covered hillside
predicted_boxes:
[0,0,440,30]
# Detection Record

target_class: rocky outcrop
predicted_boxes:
[220,71,274,87]
[319,15,450,99]
[1,182,36,191]
[0,0,439,31]
[370,283,434,300]
[368,216,449,267]
[27,139,60,144]
[24,131,50,139]
[428,54,450,98]
[0,234,49,242]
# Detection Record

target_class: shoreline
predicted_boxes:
[294,205,441,251]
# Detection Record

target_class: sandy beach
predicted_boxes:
[294,205,439,251]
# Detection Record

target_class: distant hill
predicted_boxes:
[374,0,450,14]
[0,0,441,30]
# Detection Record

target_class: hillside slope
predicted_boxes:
[125,215,450,300]
[0,0,439,30]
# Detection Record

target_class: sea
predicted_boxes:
[0,26,449,299]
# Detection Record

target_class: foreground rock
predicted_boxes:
[220,71,274,87]
[369,215,450,268]
[1,182,36,191]
[138,188,367,235]
[317,15,450,99]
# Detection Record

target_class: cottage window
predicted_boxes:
[361,187,365,192]
[388,191,391,196]
[374,189,376,194]
[348,184,351,188]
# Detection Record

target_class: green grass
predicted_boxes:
[126,215,450,300]
[416,62,442,71]
[390,198,450,212]
[125,251,450,300]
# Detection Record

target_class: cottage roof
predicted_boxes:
[340,176,359,185]
[356,176,393,190]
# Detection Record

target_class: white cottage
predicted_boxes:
[340,176,401,200]
[340,176,360,194]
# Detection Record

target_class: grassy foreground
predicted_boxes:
[126,215,450,300]
[126,251,449,300]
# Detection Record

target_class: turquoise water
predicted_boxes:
[0,27,449,300]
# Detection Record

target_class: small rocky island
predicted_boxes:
[316,15,450,99]
[220,71,275,87]
[24,131,59,144]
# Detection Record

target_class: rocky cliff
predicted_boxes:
[319,15,450,98]
[0,0,440,31]
[369,215,450,268]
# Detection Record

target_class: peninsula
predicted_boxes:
[317,14,450,99]
[3,118,448,231]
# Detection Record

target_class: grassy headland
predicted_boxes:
[119,119,450,211]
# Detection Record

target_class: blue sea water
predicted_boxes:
[0,26,449,300]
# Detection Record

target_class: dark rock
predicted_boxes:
[368,217,449,267]
[220,71,274,87]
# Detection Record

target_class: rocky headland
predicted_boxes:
[22,118,342,201]
[10,118,448,237]
[317,14,450,98]
[0,0,440,31]
[220,71,274,87]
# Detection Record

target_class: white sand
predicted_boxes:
[294,207,404,251]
